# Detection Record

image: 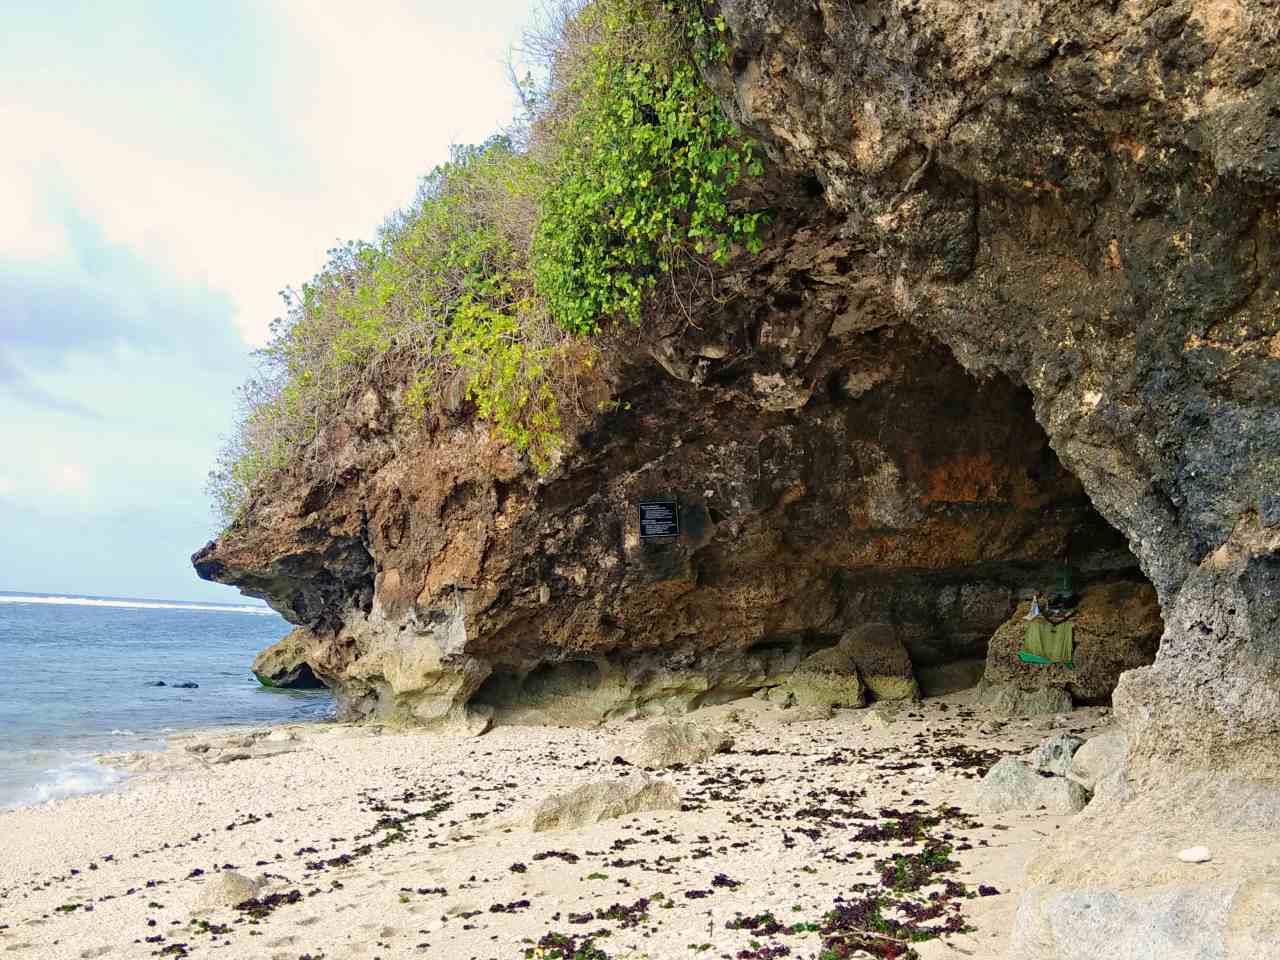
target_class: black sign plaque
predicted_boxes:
[638,499,680,539]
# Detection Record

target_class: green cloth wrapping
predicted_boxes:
[1021,619,1075,666]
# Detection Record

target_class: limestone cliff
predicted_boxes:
[195,2,1279,952]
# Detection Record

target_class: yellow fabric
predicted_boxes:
[1023,619,1074,664]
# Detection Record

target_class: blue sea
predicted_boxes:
[0,590,333,809]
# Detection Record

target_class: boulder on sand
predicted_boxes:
[1069,729,1127,790]
[974,757,1090,815]
[196,870,263,909]
[607,718,732,768]
[524,774,680,832]
[1028,733,1086,777]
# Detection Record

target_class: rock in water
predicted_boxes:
[609,719,732,768]
[524,775,680,832]
[974,758,1090,815]
[252,628,326,689]
[1028,734,1086,777]
[1177,847,1212,864]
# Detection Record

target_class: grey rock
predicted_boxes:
[197,870,263,909]
[1069,731,1127,790]
[975,679,1072,717]
[974,758,1090,815]
[609,719,732,768]
[1012,881,1280,960]
[524,775,680,832]
[1029,734,1086,777]
[775,704,833,725]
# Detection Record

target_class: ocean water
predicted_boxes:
[0,591,333,809]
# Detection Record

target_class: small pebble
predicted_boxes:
[1177,846,1212,863]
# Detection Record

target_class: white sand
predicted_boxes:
[0,694,1112,960]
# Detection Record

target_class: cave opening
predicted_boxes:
[798,328,1166,714]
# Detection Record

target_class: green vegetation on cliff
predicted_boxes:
[209,0,764,526]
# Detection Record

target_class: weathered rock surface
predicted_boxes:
[983,583,1163,706]
[196,325,1130,729]
[523,775,680,832]
[1015,776,1280,959]
[608,718,733,768]
[1013,881,1280,960]
[252,628,327,689]
[196,871,263,910]
[1028,734,1086,778]
[779,640,867,708]
[974,758,1090,815]
[1069,730,1127,791]
[974,679,1073,717]
[833,623,919,702]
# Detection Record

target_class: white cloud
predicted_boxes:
[0,168,69,260]
[50,462,89,495]
[1,1,530,346]
[0,446,94,509]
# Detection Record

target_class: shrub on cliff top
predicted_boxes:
[208,0,764,527]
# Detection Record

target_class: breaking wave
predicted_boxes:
[0,594,272,615]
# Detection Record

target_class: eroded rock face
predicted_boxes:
[197,327,1134,729]
[705,0,1280,790]
[696,1,1278,951]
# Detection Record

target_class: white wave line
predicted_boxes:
[0,595,274,615]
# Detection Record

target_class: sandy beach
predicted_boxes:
[0,694,1113,960]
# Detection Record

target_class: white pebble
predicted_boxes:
[1177,846,1212,863]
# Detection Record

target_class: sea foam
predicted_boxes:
[0,595,272,615]
[0,757,127,810]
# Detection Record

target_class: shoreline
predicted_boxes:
[0,693,335,813]
[0,692,1113,960]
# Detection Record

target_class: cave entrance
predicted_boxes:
[800,327,1165,712]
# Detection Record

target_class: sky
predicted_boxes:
[1,0,536,602]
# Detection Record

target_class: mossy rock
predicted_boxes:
[252,629,327,690]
